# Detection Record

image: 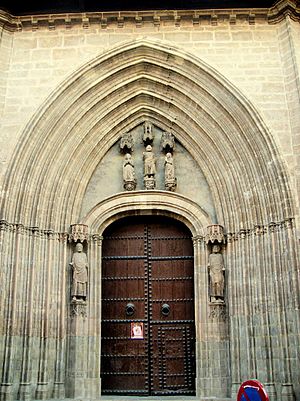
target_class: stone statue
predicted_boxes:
[143,145,156,189]
[143,145,156,176]
[208,244,225,302]
[123,153,137,191]
[70,243,88,301]
[164,152,177,191]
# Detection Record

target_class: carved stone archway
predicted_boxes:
[0,38,298,401]
[74,191,218,398]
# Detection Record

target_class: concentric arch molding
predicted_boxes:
[1,38,293,232]
[80,191,212,236]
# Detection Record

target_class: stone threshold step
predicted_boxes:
[100,397,233,400]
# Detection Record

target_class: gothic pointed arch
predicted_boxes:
[0,38,293,232]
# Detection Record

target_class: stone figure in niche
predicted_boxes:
[123,153,137,191]
[143,144,156,189]
[164,152,177,191]
[208,244,225,302]
[70,243,88,301]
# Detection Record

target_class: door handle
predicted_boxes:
[161,303,170,316]
[125,303,135,316]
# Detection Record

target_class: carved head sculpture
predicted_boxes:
[146,145,152,151]
[75,243,83,252]
[124,153,132,163]
[166,152,172,161]
[212,244,220,253]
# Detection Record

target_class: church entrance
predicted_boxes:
[101,216,196,395]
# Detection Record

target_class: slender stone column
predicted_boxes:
[85,234,103,398]
[205,225,230,397]
[277,221,296,401]
[227,232,241,399]
[192,235,206,397]
[194,232,230,398]
[52,233,69,399]
[66,224,89,399]
[0,223,19,401]
[18,226,40,401]
[35,230,55,400]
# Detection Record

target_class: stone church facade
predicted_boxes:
[0,1,300,400]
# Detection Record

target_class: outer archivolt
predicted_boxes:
[1,38,293,232]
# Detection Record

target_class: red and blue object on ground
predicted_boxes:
[237,380,269,401]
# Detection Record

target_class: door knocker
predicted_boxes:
[126,303,135,316]
[161,303,170,316]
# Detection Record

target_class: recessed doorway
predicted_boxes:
[101,216,196,395]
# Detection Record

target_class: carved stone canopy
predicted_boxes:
[143,120,154,145]
[205,224,225,244]
[120,132,134,153]
[69,224,89,243]
[161,131,175,153]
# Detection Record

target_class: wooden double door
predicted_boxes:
[101,216,196,395]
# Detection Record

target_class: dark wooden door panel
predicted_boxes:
[101,216,195,395]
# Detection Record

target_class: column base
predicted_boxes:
[18,383,32,401]
[281,383,295,401]
[0,383,14,401]
[265,383,277,401]
[52,382,65,399]
[35,382,49,400]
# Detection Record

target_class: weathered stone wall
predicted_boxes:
[0,3,299,401]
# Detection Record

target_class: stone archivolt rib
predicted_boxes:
[1,39,293,232]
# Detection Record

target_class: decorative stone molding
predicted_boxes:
[268,0,300,24]
[120,132,134,154]
[0,218,292,243]
[209,302,226,321]
[59,232,69,243]
[254,224,267,236]
[70,299,87,318]
[226,232,238,243]
[91,234,103,244]
[45,229,55,240]
[143,121,154,145]
[192,235,204,246]
[284,217,294,229]
[0,1,299,31]
[225,217,294,242]
[144,176,156,190]
[165,179,177,192]
[69,224,89,243]
[81,191,211,236]
[124,180,137,191]
[205,224,225,244]
[238,228,251,239]
[15,223,25,235]
[161,131,175,153]
[1,38,293,233]
[268,221,279,232]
